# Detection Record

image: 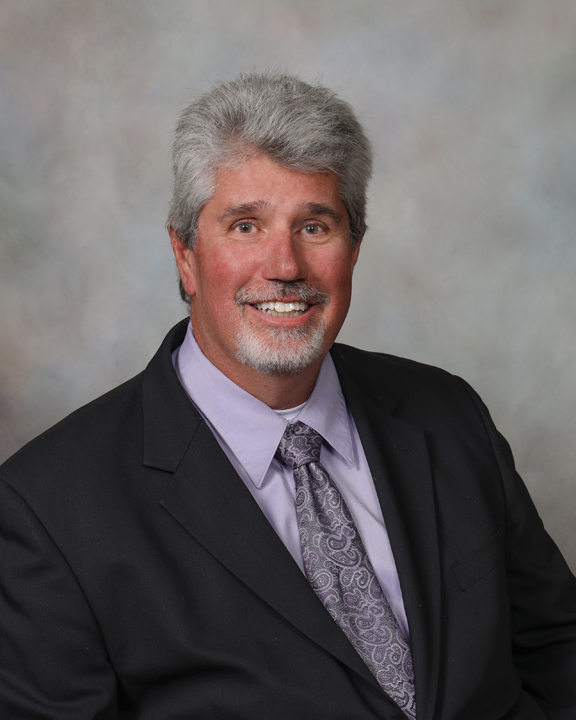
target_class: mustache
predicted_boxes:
[235,282,330,306]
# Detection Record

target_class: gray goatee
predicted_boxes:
[234,282,330,377]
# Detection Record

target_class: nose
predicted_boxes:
[262,228,305,283]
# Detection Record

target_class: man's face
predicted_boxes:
[172,154,361,388]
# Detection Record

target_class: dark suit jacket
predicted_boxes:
[1,319,575,720]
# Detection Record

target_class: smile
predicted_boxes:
[252,301,309,317]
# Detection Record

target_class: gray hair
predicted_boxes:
[167,71,372,301]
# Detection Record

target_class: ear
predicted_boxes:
[351,234,363,270]
[169,227,197,298]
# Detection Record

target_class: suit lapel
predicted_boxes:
[332,345,442,720]
[141,322,380,692]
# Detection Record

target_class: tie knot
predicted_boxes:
[276,421,322,469]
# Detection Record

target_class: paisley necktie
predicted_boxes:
[276,421,416,720]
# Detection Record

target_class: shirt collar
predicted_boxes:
[299,354,354,466]
[174,322,354,488]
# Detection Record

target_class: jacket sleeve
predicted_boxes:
[458,378,576,720]
[0,479,118,719]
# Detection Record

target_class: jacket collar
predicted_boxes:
[142,319,200,472]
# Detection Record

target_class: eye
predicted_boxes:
[236,222,254,234]
[304,224,321,235]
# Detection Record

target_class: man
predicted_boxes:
[1,72,575,720]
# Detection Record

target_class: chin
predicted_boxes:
[233,322,327,377]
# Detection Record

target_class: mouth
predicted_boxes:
[235,282,329,320]
[252,301,309,317]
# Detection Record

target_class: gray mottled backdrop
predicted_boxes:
[1,0,574,570]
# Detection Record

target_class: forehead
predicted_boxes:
[204,155,345,216]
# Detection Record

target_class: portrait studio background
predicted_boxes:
[0,0,574,571]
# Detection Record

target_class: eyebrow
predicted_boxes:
[216,200,344,225]
[217,201,268,224]
[301,202,344,224]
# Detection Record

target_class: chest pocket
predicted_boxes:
[451,524,503,590]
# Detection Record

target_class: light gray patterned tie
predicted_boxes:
[277,421,416,720]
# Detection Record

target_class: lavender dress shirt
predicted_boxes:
[173,322,409,640]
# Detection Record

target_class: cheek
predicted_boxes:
[321,258,355,316]
[195,255,244,301]
[321,255,355,292]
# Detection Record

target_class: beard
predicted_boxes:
[233,282,330,377]
[234,321,328,377]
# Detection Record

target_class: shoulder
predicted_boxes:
[0,372,146,495]
[0,319,191,499]
[330,342,494,439]
[331,342,452,377]
[331,342,475,403]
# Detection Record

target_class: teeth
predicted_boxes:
[253,301,309,316]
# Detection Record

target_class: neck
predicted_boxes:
[192,333,325,410]
[234,363,323,409]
